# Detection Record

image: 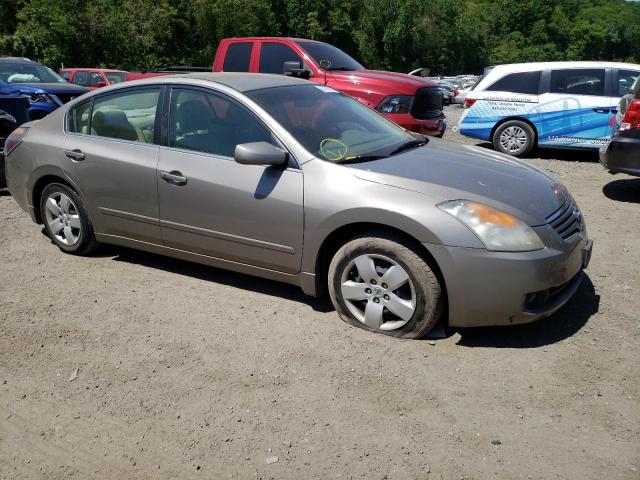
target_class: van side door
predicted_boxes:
[538,67,613,148]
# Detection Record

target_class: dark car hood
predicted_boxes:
[2,82,87,95]
[348,139,568,226]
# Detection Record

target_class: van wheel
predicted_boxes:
[40,183,97,255]
[328,234,444,339]
[492,120,535,157]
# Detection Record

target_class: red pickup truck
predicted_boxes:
[213,37,446,136]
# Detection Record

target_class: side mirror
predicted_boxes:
[234,142,288,166]
[283,61,310,79]
[96,81,108,88]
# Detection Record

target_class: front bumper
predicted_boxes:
[426,235,592,328]
[599,134,640,177]
[384,112,447,137]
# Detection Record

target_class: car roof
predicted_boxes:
[223,37,322,43]
[488,61,640,72]
[61,68,128,73]
[129,72,313,92]
[0,57,35,64]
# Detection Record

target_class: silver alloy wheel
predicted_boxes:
[499,125,528,153]
[44,192,81,246]
[340,254,416,331]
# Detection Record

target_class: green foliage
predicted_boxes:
[0,0,638,74]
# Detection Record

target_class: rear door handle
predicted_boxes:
[65,149,85,161]
[160,170,188,186]
[592,108,610,114]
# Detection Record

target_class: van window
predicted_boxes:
[550,69,605,96]
[223,42,253,72]
[259,43,303,74]
[486,71,540,95]
[617,70,640,97]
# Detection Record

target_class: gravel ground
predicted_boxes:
[1,105,639,479]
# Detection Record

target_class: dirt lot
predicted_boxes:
[1,105,639,479]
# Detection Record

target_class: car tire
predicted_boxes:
[40,182,97,255]
[328,234,444,339]
[492,120,535,157]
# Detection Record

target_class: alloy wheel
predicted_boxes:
[44,192,81,246]
[499,125,528,153]
[340,254,416,331]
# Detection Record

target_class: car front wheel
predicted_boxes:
[328,234,444,339]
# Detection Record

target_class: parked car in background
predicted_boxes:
[437,81,458,106]
[600,74,640,176]
[214,38,446,136]
[5,73,592,339]
[125,66,211,81]
[460,61,640,156]
[453,82,476,105]
[60,68,128,90]
[0,95,28,188]
[0,57,88,120]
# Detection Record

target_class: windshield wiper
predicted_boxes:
[337,155,387,164]
[388,139,428,156]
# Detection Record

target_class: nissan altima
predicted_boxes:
[4,73,593,338]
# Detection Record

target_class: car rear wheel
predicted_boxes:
[40,183,97,255]
[492,120,535,157]
[328,234,444,339]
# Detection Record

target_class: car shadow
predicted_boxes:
[472,142,600,162]
[111,246,334,313]
[454,274,599,348]
[602,177,640,204]
[0,189,10,196]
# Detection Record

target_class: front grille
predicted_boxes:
[546,196,583,241]
[411,87,443,120]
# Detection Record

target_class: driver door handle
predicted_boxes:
[65,149,85,161]
[160,170,188,186]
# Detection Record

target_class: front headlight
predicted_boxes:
[26,93,54,104]
[376,95,413,114]
[438,200,544,252]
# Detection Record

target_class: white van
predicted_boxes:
[459,61,640,156]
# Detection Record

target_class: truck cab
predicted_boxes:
[213,37,446,137]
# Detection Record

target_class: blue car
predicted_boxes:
[0,57,88,121]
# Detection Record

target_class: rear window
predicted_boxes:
[617,69,640,97]
[486,71,541,95]
[550,69,605,97]
[223,42,253,72]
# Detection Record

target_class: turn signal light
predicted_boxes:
[464,98,477,108]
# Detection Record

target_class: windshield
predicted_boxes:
[0,62,67,84]
[105,72,126,84]
[297,42,363,71]
[247,85,417,163]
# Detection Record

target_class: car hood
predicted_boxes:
[1,82,87,95]
[347,139,568,226]
[328,69,437,95]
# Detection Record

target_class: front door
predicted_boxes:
[156,87,304,273]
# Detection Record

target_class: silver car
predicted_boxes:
[4,73,593,339]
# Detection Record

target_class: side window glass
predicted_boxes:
[486,71,540,95]
[90,88,160,143]
[223,43,253,72]
[72,72,90,86]
[67,100,92,134]
[169,88,274,157]
[259,43,303,74]
[61,71,71,81]
[550,69,605,96]
[88,73,104,87]
[617,70,640,97]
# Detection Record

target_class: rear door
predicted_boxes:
[63,86,162,243]
[538,67,614,148]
